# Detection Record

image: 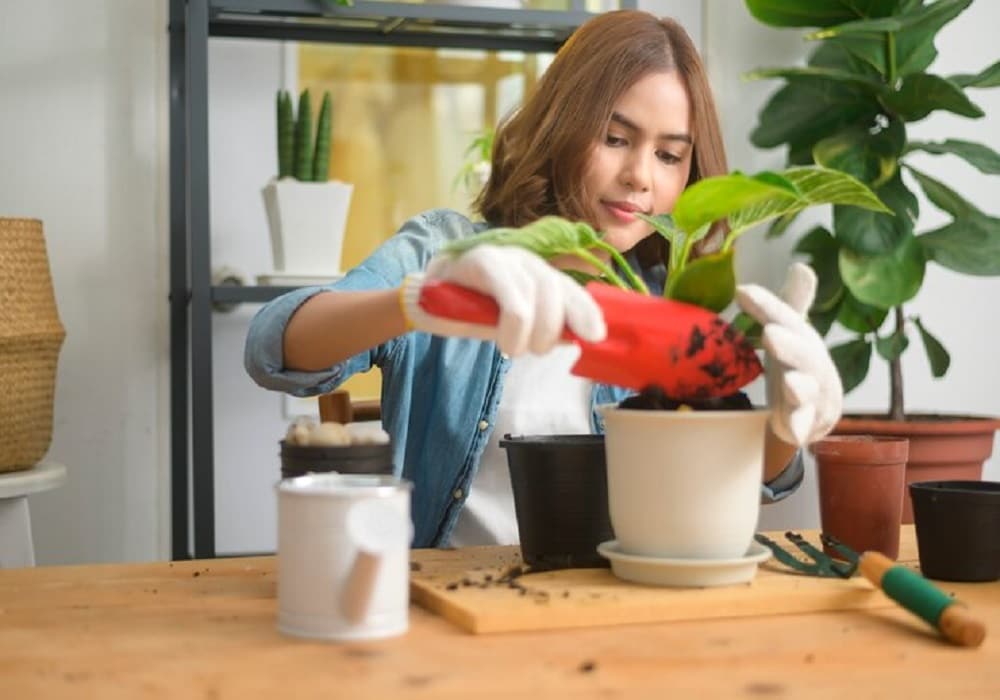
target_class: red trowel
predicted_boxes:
[418,280,762,399]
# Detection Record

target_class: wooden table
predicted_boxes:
[2,527,997,699]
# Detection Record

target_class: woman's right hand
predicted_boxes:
[399,244,607,356]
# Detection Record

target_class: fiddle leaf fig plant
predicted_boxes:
[443,164,888,312]
[744,0,1000,420]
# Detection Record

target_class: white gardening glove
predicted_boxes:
[399,244,607,357]
[735,263,843,447]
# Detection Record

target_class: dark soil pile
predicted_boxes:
[619,384,753,411]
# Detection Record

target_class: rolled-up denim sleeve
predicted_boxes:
[760,449,804,504]
[244,208,479,396]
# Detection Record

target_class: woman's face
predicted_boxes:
[581,70,693,253]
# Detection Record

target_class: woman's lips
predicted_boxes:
[602,200,645,223]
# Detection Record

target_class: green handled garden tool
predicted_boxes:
[756,532,986,648]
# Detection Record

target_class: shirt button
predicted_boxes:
[452,488,464,500]
[478,420,489,431]
[501,353,510,360]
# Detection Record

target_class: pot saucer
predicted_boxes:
[596,540,771,588]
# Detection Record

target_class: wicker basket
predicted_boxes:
[1,218,65,473]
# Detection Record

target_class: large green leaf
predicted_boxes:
[807,0,973,77]
[665,249,736,313]
[883,73,984,122]
[743,0,891,28]
[950,59,1000,88]
[906,166,976,218]
[913,316,950,377]
[839,233,925,307]
[839,292,889,333]
[807,34,884,80]
[671,172,798,236]
[793,225,842,311]
[830,338,873,393]
[834,171,917,254]
[919,214,1000,275]
[812,118,905,186]
[906,139,1000,174]
[744,66,885,92]
[723,167,891,243]
[750,78,878,149]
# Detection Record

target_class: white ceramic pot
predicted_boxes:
[261,178,353,276]
[599,406,771,560]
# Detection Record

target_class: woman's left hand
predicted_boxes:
[735,263,843,447]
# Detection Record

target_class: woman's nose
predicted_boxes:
[619,149,652,192]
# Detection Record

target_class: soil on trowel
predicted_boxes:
[619,384,752,412]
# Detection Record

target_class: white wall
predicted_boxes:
[704,0,1000,532]
[1,1,996,564]
[0,1,168,564]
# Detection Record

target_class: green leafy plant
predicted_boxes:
[454,128,495,194]
[443,164,887,312]
[276,89,333,182]
[744,0,1000,420]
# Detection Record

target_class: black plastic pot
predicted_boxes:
[909,480,1000,582]
[500,434,613,571]
[279,440,394,479]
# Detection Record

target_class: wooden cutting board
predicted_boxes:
[410,529,919,634]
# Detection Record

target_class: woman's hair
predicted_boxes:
[474,10,728,263]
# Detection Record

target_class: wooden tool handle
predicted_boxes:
[938,604,987,648]
[859,550,986,648]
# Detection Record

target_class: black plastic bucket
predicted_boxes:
[909,480,1000,582]
[500,434,613,571]
[279,440,394,479]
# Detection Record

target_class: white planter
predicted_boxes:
[261,179,353,276]
[599,406,771,560]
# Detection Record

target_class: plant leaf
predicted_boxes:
[672,171,799,235]
[834,170,917,254]
[839,292,889,333]
[743,0,883,28]
[809,301,842,337]
[750,78,878,149]
[918,214,1000,275]
[913,316,951,377]
[793,226,842,311]
[906,166,976,219]
[882,73,984,122]
[725,166,891,243]
[766,210,801,239]
[807,0,973,77]
[664,249,737,313]
[812,118,905,186]
[830,337,873,393]
[950,59,1000,88]
[839,233,925,308]
[875,328,909,361]
[906,139,1000,175]
[743,66,884,91]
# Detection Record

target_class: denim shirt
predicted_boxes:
[245,208,802,547]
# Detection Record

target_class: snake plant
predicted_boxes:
[276,89,333,182]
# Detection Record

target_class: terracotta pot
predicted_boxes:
[834,414,1000,523]
[812,435,909,560]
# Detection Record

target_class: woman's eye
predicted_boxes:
[606,134,626,147]
[657,150,681,164]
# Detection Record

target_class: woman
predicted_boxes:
[245,10,841,548]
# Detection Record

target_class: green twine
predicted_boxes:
[881,566,954,627]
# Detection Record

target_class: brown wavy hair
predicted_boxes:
[474,10,728,265]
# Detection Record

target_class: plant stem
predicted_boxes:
[587,240,650,294]
[886,32,897,87]
[889,305,905,420]
[570,248,629,290]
